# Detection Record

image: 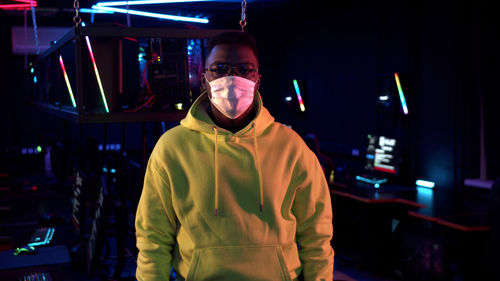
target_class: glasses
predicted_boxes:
[205,63,258,78]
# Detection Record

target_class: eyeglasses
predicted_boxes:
[205,63,258,78]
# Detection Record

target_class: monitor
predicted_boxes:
[364,134,399,175]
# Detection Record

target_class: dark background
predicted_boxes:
[1,0,498,190]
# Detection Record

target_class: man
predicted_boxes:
[135,31,334,281]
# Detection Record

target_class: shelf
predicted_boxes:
[30,101,187,123]
[30,25,228,124]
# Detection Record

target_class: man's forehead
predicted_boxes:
[206,44,258,64]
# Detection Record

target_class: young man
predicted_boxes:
[135,31,334,281]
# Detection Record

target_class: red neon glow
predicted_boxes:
[123,37,138,42]
[374,166,396,174]
[0,3,37,9]
[0,0,37,9]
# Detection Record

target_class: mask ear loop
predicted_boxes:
[202,73,210,92]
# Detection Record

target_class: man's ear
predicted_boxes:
[201,72,208,90]
[255,74,262,91]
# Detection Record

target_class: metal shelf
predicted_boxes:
[31,25,232,124]
[29,101,187,123]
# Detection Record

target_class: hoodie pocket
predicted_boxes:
[185,245,292,281]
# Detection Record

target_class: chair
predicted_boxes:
[304,133,334,184]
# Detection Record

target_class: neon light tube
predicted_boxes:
[79,8,115,14]
[84,36,110,113]
[394,73,408,115]
[0,3,37,9]
[416,179,435,188]
[96,0,210,6]
[292,79,305,112]
[59,55,77,108]
[92,5,209,23]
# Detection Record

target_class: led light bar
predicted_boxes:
[27,227,55,247]
[79,8,114,14]
[292,79,305,112]
[91,5,209,23]
[59,55,77,108]
[84,34,110,113]
[394,73,409,115]
[416,179,435,189]
[96,0,210,6]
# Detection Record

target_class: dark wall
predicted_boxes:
[249,0,499,189]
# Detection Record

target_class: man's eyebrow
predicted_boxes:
[209,60,256,66]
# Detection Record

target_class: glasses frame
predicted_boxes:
[205,62,258,79]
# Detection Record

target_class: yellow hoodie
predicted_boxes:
[135,91,334,281]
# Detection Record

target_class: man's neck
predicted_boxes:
[209,103,257,133]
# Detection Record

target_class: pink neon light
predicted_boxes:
[0,0,37,8]
[58,55,67,73]
[0,3,37,8]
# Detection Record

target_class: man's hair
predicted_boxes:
[206,31,258,60]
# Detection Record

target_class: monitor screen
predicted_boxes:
[365,134,398,175]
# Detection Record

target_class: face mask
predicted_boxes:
[207,75,256,119]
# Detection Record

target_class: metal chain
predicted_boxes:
[239,0,247,32]
[73,0,81,26]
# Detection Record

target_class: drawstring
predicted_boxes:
[212,124,263,216]
[252,122,263,212]
[213,127,219,216]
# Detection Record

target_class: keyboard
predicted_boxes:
[18,271,52,281]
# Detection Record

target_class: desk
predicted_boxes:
[330,181,491,281]
[331,182,490,233]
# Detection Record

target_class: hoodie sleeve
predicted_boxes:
[135,153,177,281]
[292,149,334,281]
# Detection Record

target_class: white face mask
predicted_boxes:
[208,75,256,119]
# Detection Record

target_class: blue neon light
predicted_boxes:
[91,5,209,23]
[79,8,114,14]
[416,179,435,189]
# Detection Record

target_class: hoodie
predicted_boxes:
[135,91,334,281]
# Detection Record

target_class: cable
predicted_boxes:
[142,57,155,96]
[124,56,157,112]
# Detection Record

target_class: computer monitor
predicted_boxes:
[364,134,399,176]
